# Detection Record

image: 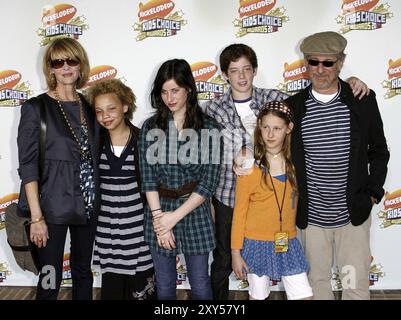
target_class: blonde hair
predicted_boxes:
[86,78,137,122]
[42,37,90,90]
[254,102,297,192]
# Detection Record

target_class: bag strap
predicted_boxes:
[7,239,33,252]
[37,95,47,176]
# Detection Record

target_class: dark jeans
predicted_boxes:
[210,197,233,300]
[36,218,96,300]
[150,248,212,300]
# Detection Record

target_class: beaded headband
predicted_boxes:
[262,101,293,121]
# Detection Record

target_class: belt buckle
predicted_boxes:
[180,193,190,199]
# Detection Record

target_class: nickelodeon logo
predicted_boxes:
[378,189,401,228]
[192,62,217,81]
[42,4,82,37]
[277,60,310,95]
[134,0,186,41]
[62,253,72,285]
[383,58,401,99]
[0,70,29,106]
[191,62,226,101]
[383,191,401,219]
[0,193,19,230]
[84,65,118,88]
[238,0,276,18]
[388,58,401,89]
[234,0,288,37]
[0,70,21,89]
[42,4,77,25]
[138,0,175,21]
[337,0,392,33]
[369,256,385,285]
[342,0,380,13]
[38,3,88,46]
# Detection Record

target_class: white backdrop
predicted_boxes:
[1,0,400,291]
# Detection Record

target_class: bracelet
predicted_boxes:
[151,208,162,213]
[30,216,45,224]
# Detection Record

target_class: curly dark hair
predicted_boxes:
[86,78,136,122]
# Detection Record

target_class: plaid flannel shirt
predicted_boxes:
[139,113,221,256]
[202,86,289,208]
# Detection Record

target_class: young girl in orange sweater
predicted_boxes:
[231,101,313,300]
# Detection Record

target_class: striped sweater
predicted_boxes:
[93,133,153,275]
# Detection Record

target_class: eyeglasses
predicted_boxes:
[50,58,80,69]
[307,59,338,68]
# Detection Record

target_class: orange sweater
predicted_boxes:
[231,165,298,249]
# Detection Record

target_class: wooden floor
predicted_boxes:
[0,287,400,300]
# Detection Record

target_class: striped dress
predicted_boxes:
[93,134,153,275]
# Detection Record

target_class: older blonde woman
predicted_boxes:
[17,37,98,300]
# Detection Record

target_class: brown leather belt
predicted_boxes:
[159,181,198,199]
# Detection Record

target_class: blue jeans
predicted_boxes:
[150,249,212,300]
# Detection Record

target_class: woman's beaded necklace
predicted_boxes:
[54,89,87,156]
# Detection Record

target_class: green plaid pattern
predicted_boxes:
[139,113,220,256]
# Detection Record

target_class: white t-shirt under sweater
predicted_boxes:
[112,145,124,157]
[311,89,337,103]
[234,97,257,139]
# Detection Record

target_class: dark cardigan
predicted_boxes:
[286,79,390,229]
[96,122,146,209]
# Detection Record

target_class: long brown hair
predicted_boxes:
[254,102,297,192]
[149,59,203,131]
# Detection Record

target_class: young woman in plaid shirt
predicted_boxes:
[139,59,221,300]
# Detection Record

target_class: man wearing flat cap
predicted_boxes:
[286,31,389,300]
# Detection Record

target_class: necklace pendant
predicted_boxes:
[55,89,84,149]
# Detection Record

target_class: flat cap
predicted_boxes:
[300,31,347,55]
